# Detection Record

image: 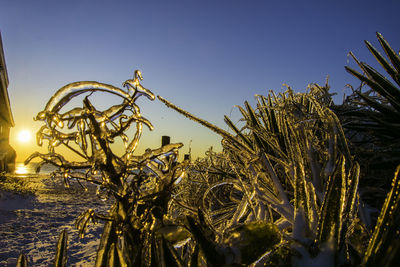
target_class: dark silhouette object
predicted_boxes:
[162,135,171,146]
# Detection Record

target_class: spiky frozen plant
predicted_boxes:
[334,32,400,224]
[159,83,368,265]
[343,32,400,143]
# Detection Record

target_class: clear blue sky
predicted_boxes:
[1,0,400,161]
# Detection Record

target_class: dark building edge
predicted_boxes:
[0,32,16,173]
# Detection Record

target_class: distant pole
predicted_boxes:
[161,136,171,170]
[162,136,170,146]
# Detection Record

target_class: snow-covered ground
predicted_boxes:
[0,167,112,266]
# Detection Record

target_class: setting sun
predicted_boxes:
[17,130,32,143]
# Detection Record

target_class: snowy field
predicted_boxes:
[0,163,113,266]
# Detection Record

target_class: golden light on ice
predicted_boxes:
[17,130,32,143]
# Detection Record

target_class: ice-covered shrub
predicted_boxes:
[159,79,399,265]
[159,84,362,265]
[22,71,187,266]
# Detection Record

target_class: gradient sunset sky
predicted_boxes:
[1,0,400,161]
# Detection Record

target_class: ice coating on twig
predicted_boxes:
[26,70,183,198]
